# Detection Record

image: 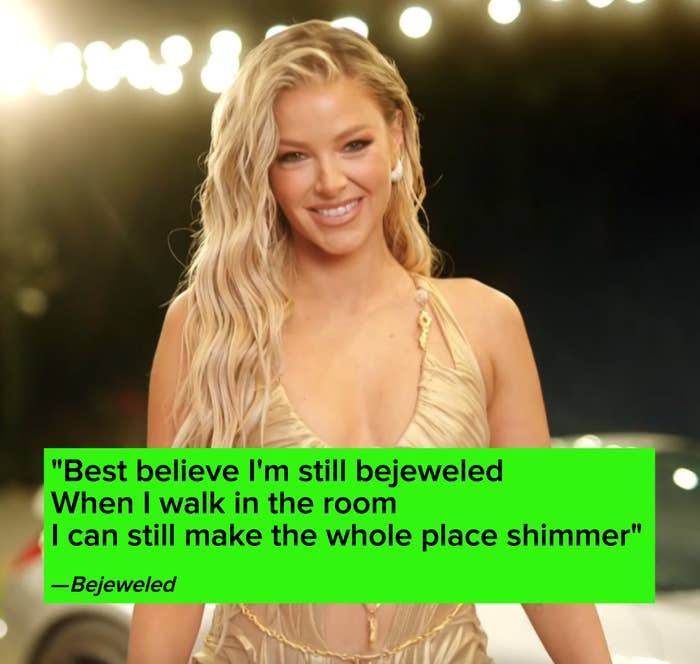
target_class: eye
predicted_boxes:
[277,151,306,164]
[345,139,371,152]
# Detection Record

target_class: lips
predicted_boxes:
[310,198,362,214]
[308,197,363,226]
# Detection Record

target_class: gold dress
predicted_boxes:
[192,275,493,664]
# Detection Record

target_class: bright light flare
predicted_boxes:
[0,68,30,96]
[36,67,64,95]
[0,3,45,96]
[53,42,82,65]
[152,64,183,95]
[1,46,42,96]
[201,53,239,93]
[37,42,83,93]
[588,0,615,7]
[488,0,522,24]
[0,4,42,50]
[161,35,192,66]
[331,16,369,38]
[210,30,242,57]
[399,7,433,39]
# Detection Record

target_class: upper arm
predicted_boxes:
[464,279,550,447]
[472,285,550,449]
[455,285,611,661]
[128,292,204,664]
[147,291,191,449]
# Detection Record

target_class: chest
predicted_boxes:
[279,302,454,448]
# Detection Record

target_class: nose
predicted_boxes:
[314,155,348,197]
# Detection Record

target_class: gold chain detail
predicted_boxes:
[416,285,432,352]
[418,309,432,351]
[238,603,464,663]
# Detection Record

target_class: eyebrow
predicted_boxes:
[278,124,372,148]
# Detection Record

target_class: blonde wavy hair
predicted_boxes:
[172,19,441,450]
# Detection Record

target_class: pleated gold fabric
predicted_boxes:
[191,275,493,663]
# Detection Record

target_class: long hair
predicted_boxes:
[171,19,441,450]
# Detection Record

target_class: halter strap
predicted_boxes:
[411,276,466,367]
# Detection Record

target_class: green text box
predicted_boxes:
[44,447,654,603]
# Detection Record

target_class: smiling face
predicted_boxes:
[269,77,402,261]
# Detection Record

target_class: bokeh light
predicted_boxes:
[117,39,149,68]
[23,45,50,94]
[126,60,156,91]
[673,468,698,491]
[201,53,239,93]
[15,287,48,317]
[161,35,192,66]
[53,42,82,66]
[83,41,112,67]
[31,44,83,96]
[86,50,120,92]
[488,0,522,25]
[210,30,242,58]
[37,42,84,93]
[331,16,369,38]
[36,66,65,95]
[588,0,615,8]
[152,64,183,95]
[116,39,151,89]
[399,7,433,39]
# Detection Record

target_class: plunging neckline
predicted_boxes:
[275,274,444,450]
[274,347,440,450]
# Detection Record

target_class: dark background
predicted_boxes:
[1,0,699,482]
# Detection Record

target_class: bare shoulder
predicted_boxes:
[163,290,192,330]
[148,290,193,449]
[430,277,549,447]
[428,277,527,404]
[430,276,525,349]
[153,289,193,385]
[433,277,522,326]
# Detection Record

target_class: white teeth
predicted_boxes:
[315,199,359,217]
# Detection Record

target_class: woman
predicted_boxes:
[127,20,612,664]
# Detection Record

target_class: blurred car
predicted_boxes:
[1,432,698,663]
[478,432,700,664]
[0,485,213,664]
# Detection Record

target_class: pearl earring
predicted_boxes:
[390,159,403,183]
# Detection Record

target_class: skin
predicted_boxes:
[127,77,612,663]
